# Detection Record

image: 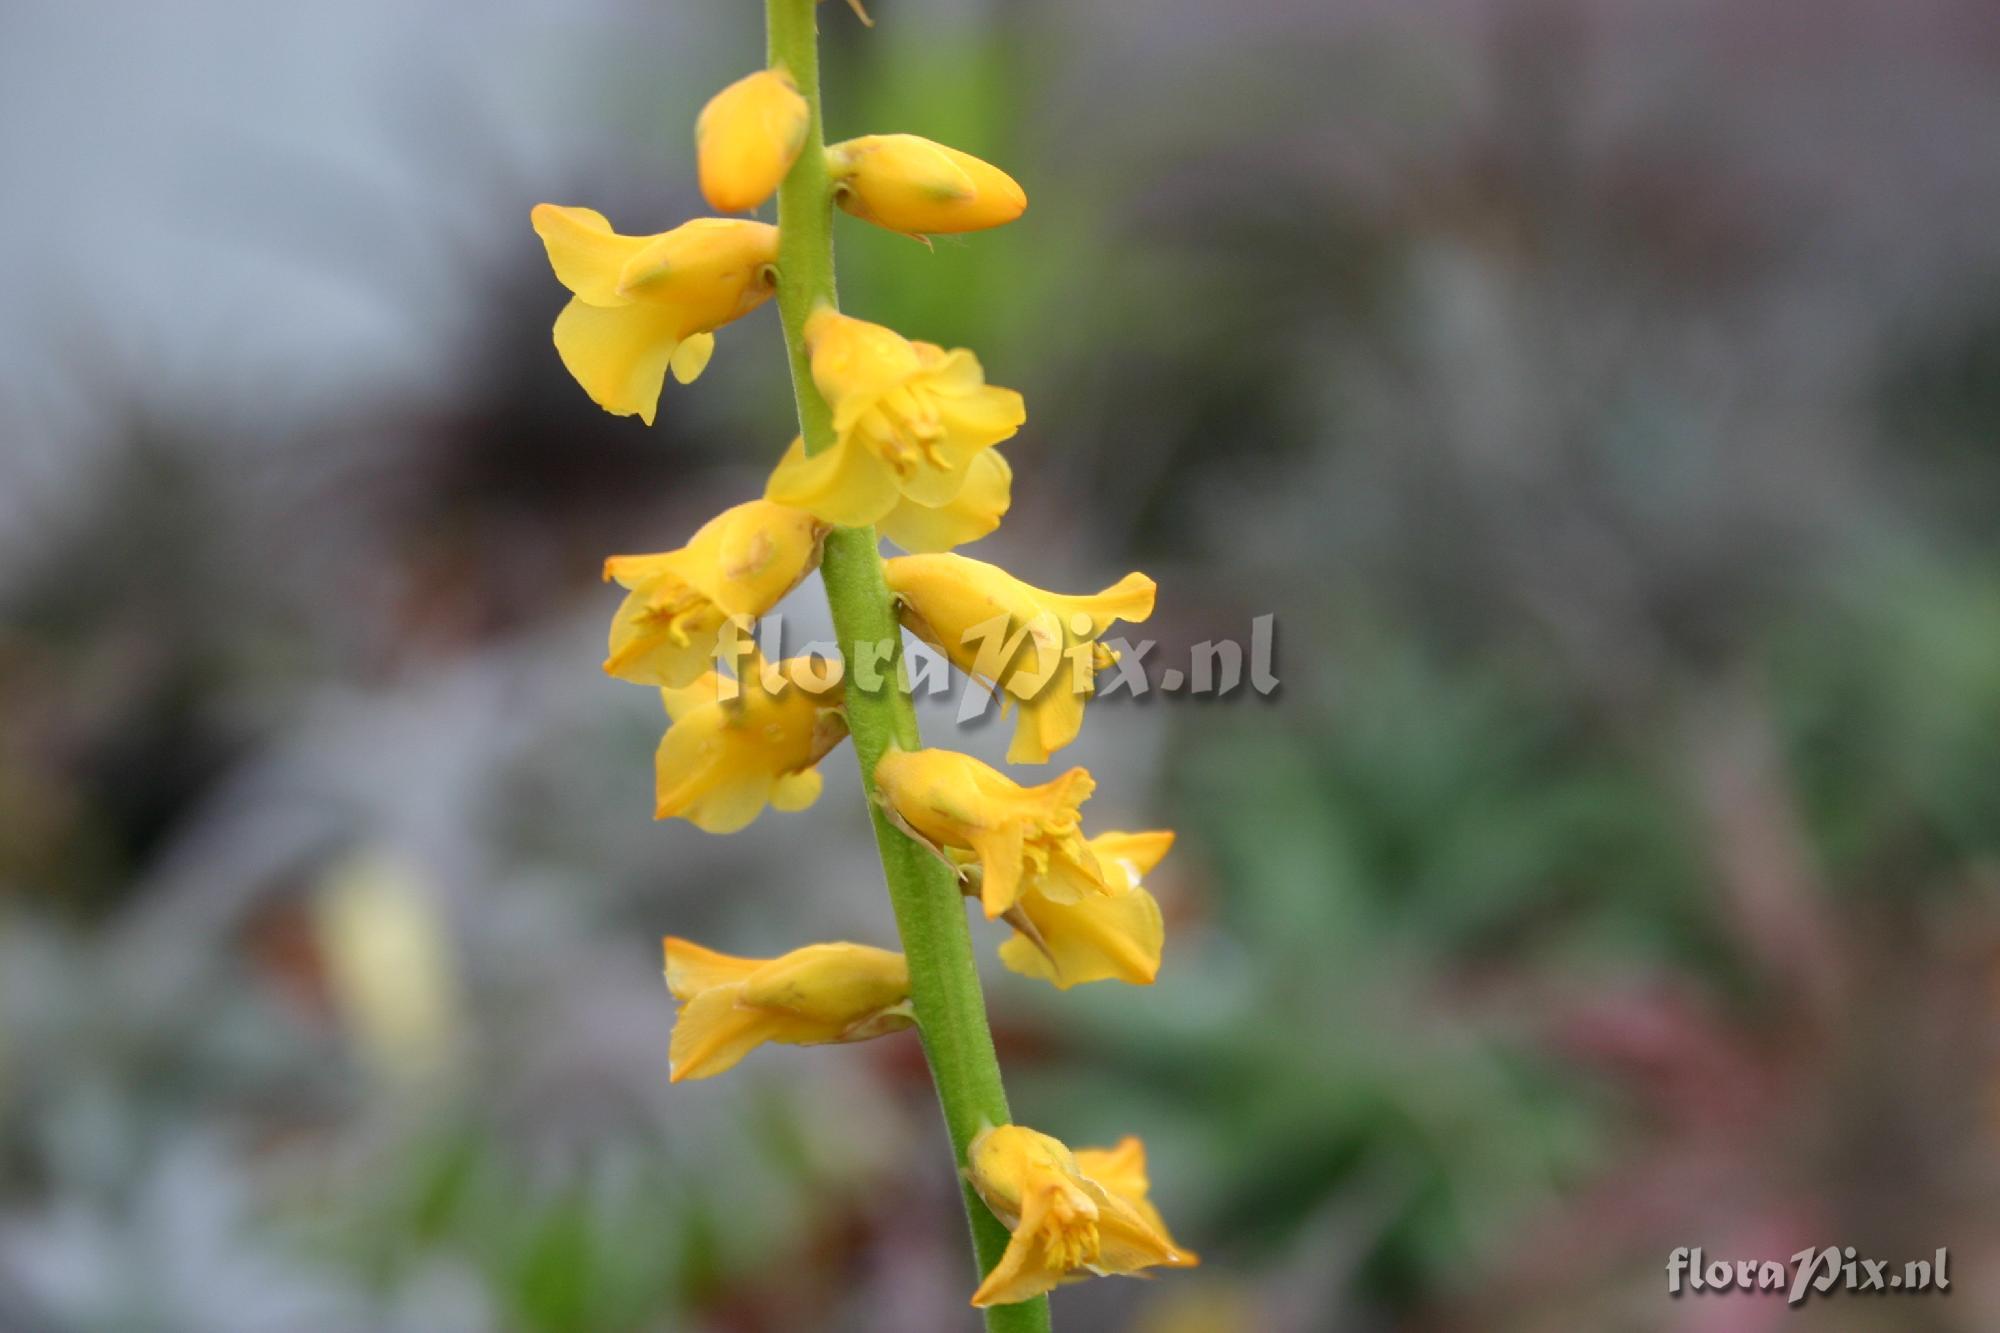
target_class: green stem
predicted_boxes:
[766,3,1050,1330]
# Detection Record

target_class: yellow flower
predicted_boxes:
[663,937,913,1082]
[656,655,847,833]
[603,500,827,688]
[884,554,1156,763]
[966,1124,1196,1308]
[696,69,811,212]
[995,830,1172,989]
[530,206,779,425]
[771,437,1011,551]
[764,310,1024,527]
[874,747,1107,918]
[827,134,1027,237]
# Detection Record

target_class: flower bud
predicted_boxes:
[827,134,1026,236]
[697,69,811,212]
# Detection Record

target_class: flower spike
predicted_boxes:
[525,0,1196,1314]
[530,207,778,424]
[663,938,913,1081]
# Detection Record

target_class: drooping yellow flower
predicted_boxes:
[827,134,1027,237]
[770,437,1011,552]
[531,206,779,425]
[764,310,1025,527]
[966,1124,1197,1308]
[696,69,810,212]
[603,500,827,688]
[995,830,1173,989]
[874,747,1106,918]
[656,654,847,833]
[663,937,913,1082]
[884,554,1156,763]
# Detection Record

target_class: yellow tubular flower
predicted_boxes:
[884,554,1156,764]
[663,938,913,1082]
[771,437,1011,552]
[764,310,1025,527]
[874,747,1106,918]
[827,134,1027,237]
[656,655,848,833]
[696,69,810,212]
[603,500,828,688]
[966,1124,1196,1308]
[996,830,1173,989]
[530,206,779,424]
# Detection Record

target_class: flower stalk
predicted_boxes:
[765,2,1052,1328]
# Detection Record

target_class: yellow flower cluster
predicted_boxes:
[530,8,1192,1311]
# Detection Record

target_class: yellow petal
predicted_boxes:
[651,659,846,832]
[660,672,732,722]
[1073,1138,1149,1200]
[1088,830,1176,885]
[668,985,772,1081]
[738,942,908,1023]
[770,767,823,812]
[969,818,1029,918]
[878,448,1011,553]
[670,332,715,384]
[970,1182,1072,1307]
[1053,571,1158,637]
[998,883,1163,989]
[603,581,725,688]
[1009,685,1087,765]
[765,433,903,527]
[662,936,763,1000]
[614,218,779,314]
[531,204,646,306]
[551,296,685,426]
[1084,1179,1196,1275]
[697,69,810,212]
[654,712,778,833]
[603,550,686,589]
[933,381,1028,451]
[806,308,928,410]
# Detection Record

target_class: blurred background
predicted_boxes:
[4,0,1999,1328]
